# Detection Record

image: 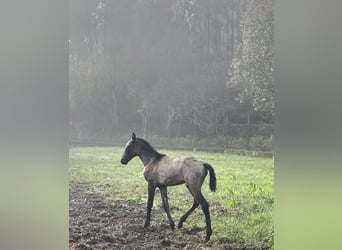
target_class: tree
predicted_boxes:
[227,0,274,117]
[69,0,250,139]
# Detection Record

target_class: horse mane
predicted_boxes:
[137,138,166,160]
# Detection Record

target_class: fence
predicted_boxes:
[69,123,274,157]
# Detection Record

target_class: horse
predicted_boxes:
[120,133,216,242]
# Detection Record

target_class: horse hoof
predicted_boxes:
[170,222,175,230]
[144,223,150,228]
[177,223,183,229]
[204,232,212,243]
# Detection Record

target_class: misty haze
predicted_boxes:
[69,0,273,153]
[69,0,274,249]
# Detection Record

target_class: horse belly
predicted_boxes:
[162,177,185,186]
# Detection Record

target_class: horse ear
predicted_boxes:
[132,132,136,141]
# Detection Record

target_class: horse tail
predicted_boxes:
[204,163,216,192]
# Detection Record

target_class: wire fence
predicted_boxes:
[70,123,274,158]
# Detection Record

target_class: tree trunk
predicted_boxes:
[111,88,119,137]
[143,115,147,138]
[194,113,197,140]
[207,6,210,60]
[247,112,251,151]
[231,0,235,56]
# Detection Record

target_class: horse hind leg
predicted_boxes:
[194,192,212,242]
[159,186,175,230]
[177,198,199,229]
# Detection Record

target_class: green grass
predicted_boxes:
[69,147,274,249]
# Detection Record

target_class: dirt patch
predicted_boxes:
[69,182,214,249]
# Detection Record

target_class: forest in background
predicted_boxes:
[69,0,274,152]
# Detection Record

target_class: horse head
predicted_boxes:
[120,133,139,165]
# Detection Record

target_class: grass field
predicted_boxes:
[69,147,274,249]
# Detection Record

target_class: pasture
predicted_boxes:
[69,147,274,249]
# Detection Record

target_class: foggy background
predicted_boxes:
[69,0,274,152]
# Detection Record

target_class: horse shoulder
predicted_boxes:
[143,162,157,182]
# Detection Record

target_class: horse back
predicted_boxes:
[144,156,206,186]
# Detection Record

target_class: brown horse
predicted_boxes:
[120,133,216,242]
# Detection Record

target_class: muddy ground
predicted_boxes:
[69,182,240,250]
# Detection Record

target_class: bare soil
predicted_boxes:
[69,182,222,250]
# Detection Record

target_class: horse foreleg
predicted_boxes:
[177,199,199,229]
[195,193,212,242]
[144,182,156,228]
[159,186,175,230]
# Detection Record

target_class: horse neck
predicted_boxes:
[137,141,162,166]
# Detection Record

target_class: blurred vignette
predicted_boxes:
[0,0,341,250]
[0,1,68,250]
